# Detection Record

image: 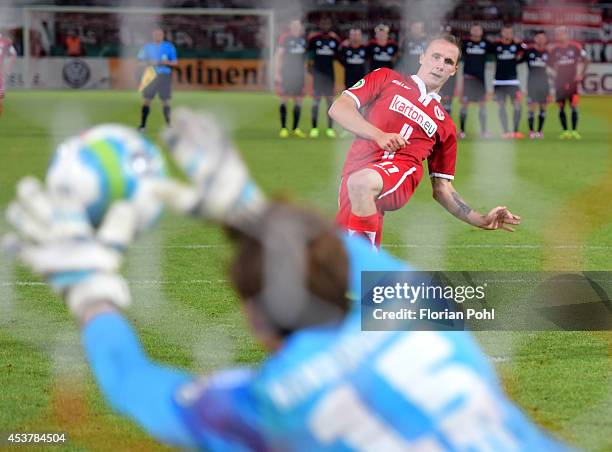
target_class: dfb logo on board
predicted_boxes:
[63,60,91,88]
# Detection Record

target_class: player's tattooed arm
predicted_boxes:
[431,177,477,223]
[431,177,521,231]
[451,191,473,219]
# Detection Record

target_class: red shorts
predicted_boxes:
[556,81,579,106]
[0,77,4,99]
[336,160,422,240]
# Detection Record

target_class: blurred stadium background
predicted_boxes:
[1,0,611,93]
[0,1,611,451]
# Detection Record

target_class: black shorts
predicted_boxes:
[313,71,335,97]
[280,71,305,97]
[462,76,485,102]
[142,73,172,101]
[555,80,578,103]
[494,84,521,102]
[527,79,550,104]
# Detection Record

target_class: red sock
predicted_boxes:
[347,213,379,246]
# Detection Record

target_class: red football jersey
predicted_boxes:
[549,41,587,84]
[341,68,457,184]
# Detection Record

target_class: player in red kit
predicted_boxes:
[329,35,520,248]
[0,31,17,119]
[550,26,589,140]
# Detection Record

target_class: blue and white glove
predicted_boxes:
[3,177,135,319]
[156,108,266,227]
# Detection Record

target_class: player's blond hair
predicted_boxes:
[425,34,462,62]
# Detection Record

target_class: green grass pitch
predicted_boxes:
[0,90,611,451]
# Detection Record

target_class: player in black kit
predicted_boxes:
[339,28,367,89]
[438,25,456,116]
[397,21,427,76]
[308,17,340,138]
[275,18,307,138]
[492,25,526,139]
[459,24,492,139]
[519,31,551,139]
[338,28,367,138]
[367,24,399,71]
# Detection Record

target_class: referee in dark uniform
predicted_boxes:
[137,27,178,132]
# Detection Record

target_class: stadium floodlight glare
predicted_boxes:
[22,5,276,90]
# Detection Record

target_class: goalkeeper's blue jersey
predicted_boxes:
[169,236,569,451]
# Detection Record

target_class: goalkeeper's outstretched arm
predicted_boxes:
[3,178,199,448]
[79,304,198,448]
[4,110,269,450]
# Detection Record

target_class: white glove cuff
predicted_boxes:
[67,273,131,318]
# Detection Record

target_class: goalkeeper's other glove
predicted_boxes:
[157,108,266,227]
[3,177,136,319]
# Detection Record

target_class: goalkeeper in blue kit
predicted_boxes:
[4,110,572,451]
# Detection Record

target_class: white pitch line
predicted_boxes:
[0,281,45,286]
[6,278,608,287]
[383,244,612,250]
[132,244,228,249]
[130,243,612,250]
[490,356,512,363]
[0,279,229,287]
[129,279,229,285]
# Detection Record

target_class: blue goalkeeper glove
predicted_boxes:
[3,177,136,319]
[155,108,266,227]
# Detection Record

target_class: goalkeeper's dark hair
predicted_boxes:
[227,202,350,337]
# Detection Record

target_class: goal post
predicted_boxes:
[21,5,276,91]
